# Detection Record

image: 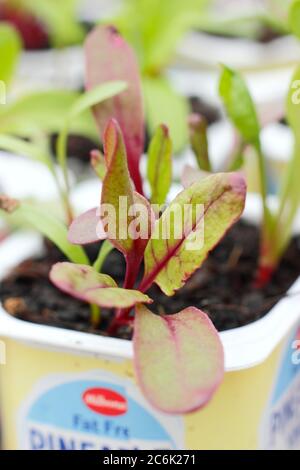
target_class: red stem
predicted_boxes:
[128,149,144,196]
[254,265,275,289]
[108,250,143,334]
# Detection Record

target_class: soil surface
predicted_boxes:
[51,134,99,164]
[189,96,221,126]
[1,221,300,340]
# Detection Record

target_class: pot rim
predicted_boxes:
[176,32,300,71]
[20,45,82,59]
[17,46,84,92]
[0,195,300,372]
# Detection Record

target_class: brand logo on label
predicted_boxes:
[82,388,127,416]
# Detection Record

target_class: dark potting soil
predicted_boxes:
[50,134,99,164]
[189,96,221,126]
[1,221,300,340]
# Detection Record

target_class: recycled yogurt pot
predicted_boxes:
[0,152,61,201]
[261,122,294,194]
[14,0,122,94]
[0,195,300,450]
[15,46,84,93]
[177,32,300,72]
[171,32,299,118]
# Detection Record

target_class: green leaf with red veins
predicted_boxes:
[101,119,154,289]
[133,305,224,414]
[85,25,144,194]
[101,119,135,254]
[50,263,152,309]
[147,124,172,207]
[141,172,246,296]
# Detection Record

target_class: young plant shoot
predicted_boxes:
[85,25,145,195]
[219,64,300,287]
[108,0,209,152]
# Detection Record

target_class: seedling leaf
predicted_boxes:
[147,124,172,206]
[85,25,144,194]
[141,173,246,295]
[50,263,152,309]
[133,304,224,413]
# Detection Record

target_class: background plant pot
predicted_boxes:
[261,122,294,194]
[15,46,84,94]
[1,196,300,450]
[78,0,122,23]
[163,118,278,195]
[12,0,124,95]
[0,151,89,242]
[0,151,62,201]
[177,32,300,71]
[172,33,300,119]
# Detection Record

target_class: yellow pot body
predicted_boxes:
[1,324,299,450]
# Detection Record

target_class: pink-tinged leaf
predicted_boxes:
[51,262,117,290]
[181,165,210,189]
[68,208,107,245]
[50,263,152,309]
[140,172,246,295]
[133,305,224,414]
[85,25,144,194]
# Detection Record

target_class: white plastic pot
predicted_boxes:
[171,32,299,119]
[14,0,124,94]
[0,195,300,449]
[0,151,61,201]
[177,32,300,72]
[15,46,84,93]
[261,122,294,193]
[78,0,122,23]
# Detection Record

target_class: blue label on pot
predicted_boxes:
[17,371,184,450]
[260,325,300,450]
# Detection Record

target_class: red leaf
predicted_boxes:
[85,25,144,194]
